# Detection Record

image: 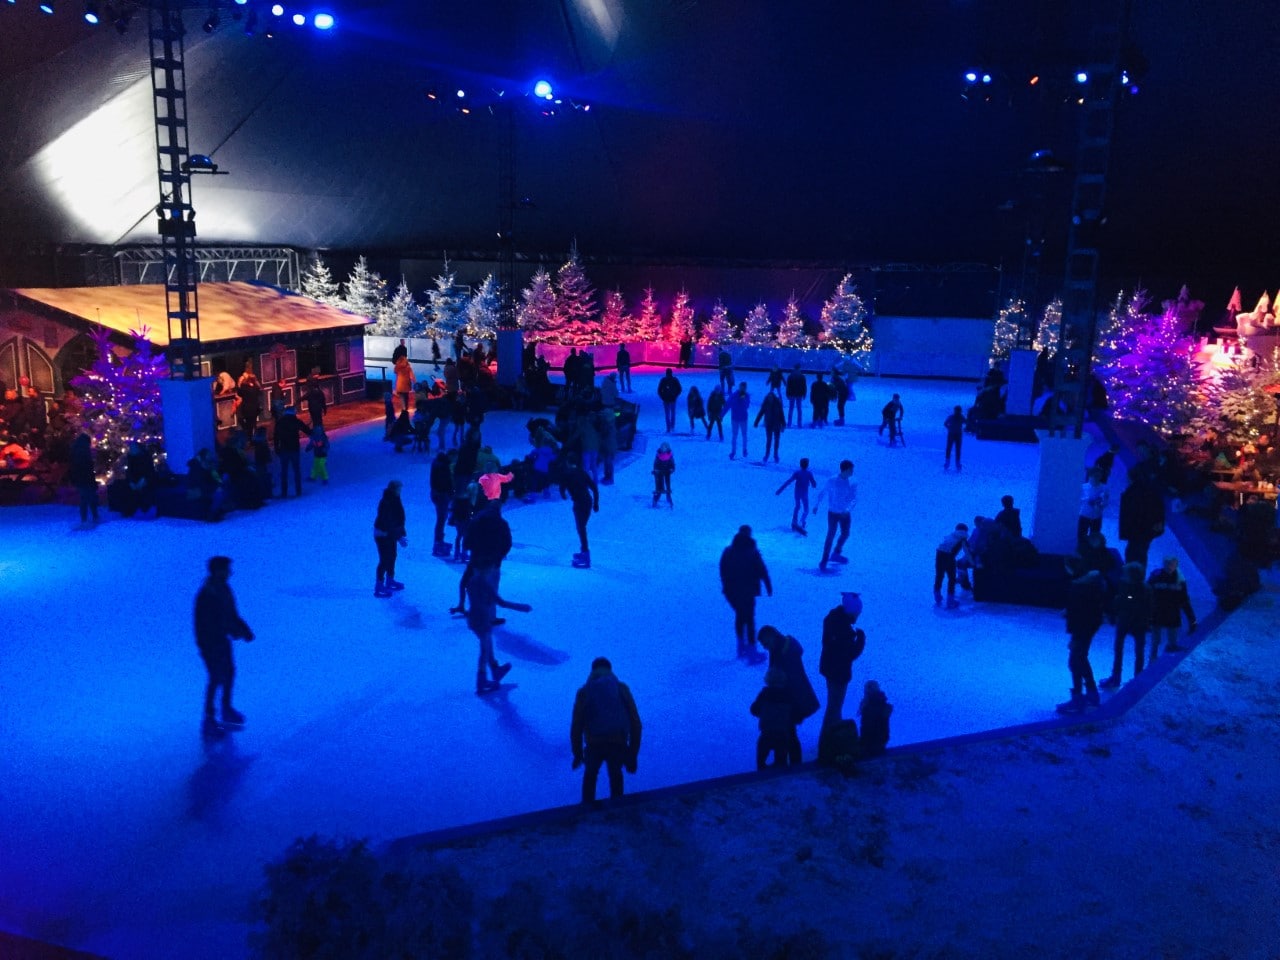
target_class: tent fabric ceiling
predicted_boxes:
[0,0,1277,292]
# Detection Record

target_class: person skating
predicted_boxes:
[686,385,708,436]
[727,382,752,460]
[124,441,157,517]
[306,425,329,485]
[615,343,632,393]
[754,389,786,463]
[785,364,807,427]
[657,369,682,433]
[933,523,970,607]
[430,451,454,556]
[717,347,735,392]
[943,405,966,471]
[880,394,904,446]
[465,563,528,695]
[651,441,675,507]
[373,480,408,597]
[706,384,726,440]
[776,457,817,534]
[719,524,773,663]
[751,668,798,770]
[560,457,600,567]
[68,432,99,525]
[765,365,784,396]
[858,681,892,756]
[1119,466,1166,565]
[820,591,866,727]
[1148,555,1196,658]
[758,625,821,762]
[1100,562,1153,688]
[571,657,642,802]
[194,555,254,730]
[831,369,852,425]
[814,460,857,571]
[1056,557,1106,713]
[1078,468,1109,547]
[809,373,830,428]
[274,404,310,497]
[453,491,513,617]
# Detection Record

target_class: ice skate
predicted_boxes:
[830,553,849,564]
[1084,689,1100,707]
[571,551,592,569]
[945,597,960,609]
[220,705,246,727]
[1055,690,1086,715]
[1099,675,1121,689]
[375,579,392,598]
[385,578,405,591]
[492,662,512,683]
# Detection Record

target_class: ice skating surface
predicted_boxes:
[0,368,1210,959]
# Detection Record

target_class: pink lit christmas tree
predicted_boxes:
[776,293,806,347]
[552,242,598,344]
[634,287,662,342]
[599,289,632,343]
[665,288,695,344]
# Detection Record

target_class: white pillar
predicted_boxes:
[160,378,216,471]
[1006,348,1038,416]
[496,328,523,387]
[1031,433,1092,555]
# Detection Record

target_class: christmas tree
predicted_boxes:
[742,302,773,345]
[370,278,425,337]
[464,273,502,341]
[700,298,735,344]
[634,287,662,342]
[69,327,166,481]
[341,255,387,322]
[425,262,468,341]
[776,293,806,347]
[989,297,1029,364]
[1034,298,1062,356]
[299,254,341,305]
[552,242,598,344]
[517,268,557,342]
[599,289,632,343]
[820,274,872,359]
[665,288,695,344]
[1191,358,1274,447]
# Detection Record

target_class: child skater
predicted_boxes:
[751,668,799,769]
[776,456,817,535]
[307,425,330,485]
[652,441,675,507]
[858,680,892,756]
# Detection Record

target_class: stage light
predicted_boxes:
[426,89,437,100]
[313,12,333,28]
[39,2,54,13]
[533,79,553,99]
[964,71,977,83]
[291,12,303,24]
[234,0,247,4]
[203,9,219,32]
[456,88,466,98]
[981,73,992,84]
[1075,71,1088,84]
[1127,83,1140,95]
[1029,75,1040,85]
[270,4,283,15]
[84,2,100,24]
[458,105,472,115]
[1121,70,1130,85]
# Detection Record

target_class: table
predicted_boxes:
[1214,480,1279,508]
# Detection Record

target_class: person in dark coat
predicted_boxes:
[751,668,798,769]
[858,680,892,756]
[995,495,1022,538]
[124,441,157,517]
[273,405,310,497]
[373,480,407,598]
[1100,562,1152,688]
[1056,559,1106,713]
[1148,555,1196,658]
[719,525,772,663]
[943,405,966,471]
[809,373,830,428]
[686,385,708,435]
[1119,466,1166,565]
[304,380,327,429]
[880,394,904,446]
[560,457,600,563]
[785,364,806,426]
[235,371,262,434]
[68,432,98,524]
[758,625,820,762]
[706,384,726,440]
[615,343,632,393]
[651,441,675,507]
[453,493,514,615]
[194,555,254,728]
[571,656,642,802]
[717,348,735,391]
[657,369,682,433]
[765,365,785,396]
[430,451,454,552]
[777,457,817,534]
[820,591,866,726]
[754,390,786,463]
[831,370,851,425]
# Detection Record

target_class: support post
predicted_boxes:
[1031,434,1093,556]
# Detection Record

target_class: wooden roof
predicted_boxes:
[9,282,369,347]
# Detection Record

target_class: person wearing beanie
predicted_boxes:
[820,592,867,727]
[750,667,799,769]
[571,657,642,800]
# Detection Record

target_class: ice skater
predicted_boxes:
[657,368,682,433]
[751,669,798,770]
[1148,555,1196,659]
[820,591,866,727]
[785,364,806,427]
[560,456,600,567]
[1057,557,1105,714]
[813,460,856,571]
[686,385,708,435]
[651,441,675,507]
[571,657,642,802]
[727,381,752,460]
[943,405,965,471]
[1078,468,1109,547]
[933,523,969,607]
[1100,562,1152,689]
[373,480,408,597]
[755,389,785,463]
[758,625,821,761]
[879,393,904,446]
[706,384,726,440]
[306,425,329,484]
[465,563,528,695]
[776,457,817,534]
[719,524,773,662]
[68,433,99,525]
[194,555,254,731]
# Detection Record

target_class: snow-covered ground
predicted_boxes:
[0,368,1212,959]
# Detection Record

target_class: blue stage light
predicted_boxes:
[313,12,333,28]
[270,3,283,15]
[964,71,977,83]
[233,0,247,4]
[1128,83,1140,95]
[1075,71,1088,84]
[291,12,303,24]
[39,2,55,12]
[533,79,553,99]
[456,88,466,98]
[981,73,992,84]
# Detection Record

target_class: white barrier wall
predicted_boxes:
[871,315,995,379]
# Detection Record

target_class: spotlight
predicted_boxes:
[291,12,303,24]
[270,3,283,15]
[1029,75,1040,85]
[203,10,219,32]
[458,105,472,115]
[964,71,977,83]
[1075,71,1088,84]
[1120,70,1130,85]
[84,1,100,24]
[981,73,992,84]
[456,88,466,98]
[39,2,54,13]
[425,89,438,100]
[234,0,246,4]
[533,79,553,99]
[313,12,333,28]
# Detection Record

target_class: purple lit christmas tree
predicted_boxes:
[552,243,598,344]
[69,327,166,481]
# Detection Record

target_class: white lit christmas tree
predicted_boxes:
[634,286,662,342]
[989,297,1028,364]
[700,298,735,344]
[370,278,425,337]
[69,327,166,481]
[599,289,632,343]
[820,274,872,360]
[341,255,387,322]
[665,288,695,344]
[1191,358,1274,447]
[464,273,502,341]
[776,293,806,347]
[1034,298,1062,355]
[742,302,773,345]
[299,254,341,305]
[425,262,468,341]
[517,268,557,342]
[552,242,598,344]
